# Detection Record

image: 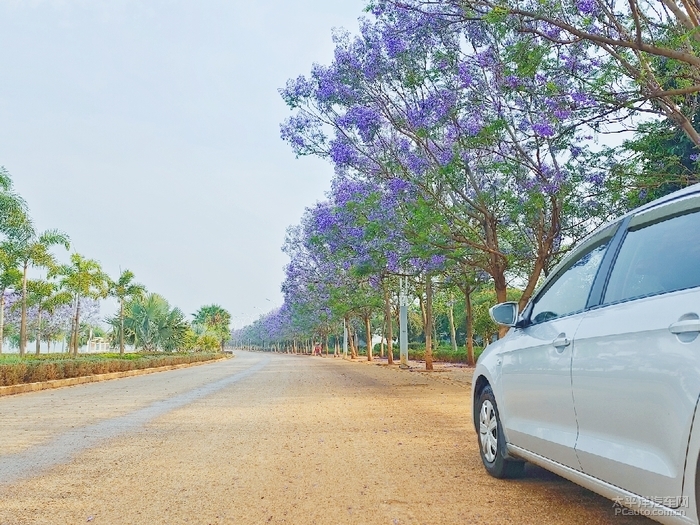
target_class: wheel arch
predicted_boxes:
[473,374,491,432]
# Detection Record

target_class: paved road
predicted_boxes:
[0,351,651,524]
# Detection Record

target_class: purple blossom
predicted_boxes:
[570,91,595,107]
[388,178,409,194]
[532,121,556,137]
[503,75,521,89]
[553,107,572,120]
[586,172,606,186]
[280,114,326,154]
[329,139,357,166]
[458,63,474,88]
[405,151,429,175]
[383,31,407,58]
[474,49,496,68]
[465,118,483,136]
[540,22,561,39]
[338,106,381,143]
[280,76,314,106]
[576,0,599,16]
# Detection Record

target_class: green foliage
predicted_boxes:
[371,343,485,364]
[0,167,28,238]
[195,333,221,352]
[109,270,146,304]
[611,116,700,209]
[55,253,108,302]
[118,293,189,352]
[0,352,220,386]
[78,323,106,346]
[192,305,231,350]
[108,269,146,354]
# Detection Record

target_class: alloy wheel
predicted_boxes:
[480,399,498,463]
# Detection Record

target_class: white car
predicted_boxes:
[473,183,700,524]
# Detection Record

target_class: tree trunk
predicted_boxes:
[383,282,394,365]
[0,292,4,354]
[19,262,28,357]
[364,313,372,362]
[348,320,357,359]
[35,308,42,355]
[448,293,457,353]
[425,276,434,371]
[484,212,509,339]
[72,298,81,356]
[418,292,427,331]
[464,287,475,366]
[119,299,125,355]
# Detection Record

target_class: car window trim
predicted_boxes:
[629,194,700,231]
[596,205,700,307]
[585,216,631,310]
[521,221,622,326]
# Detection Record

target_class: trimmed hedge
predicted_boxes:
[370,344,484,363]
[0,353,221,387]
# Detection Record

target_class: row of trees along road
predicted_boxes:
[0,168,232,356]
[238,0,700,370]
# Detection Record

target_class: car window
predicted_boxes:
[604,210,700,304]
[530,242,609,324]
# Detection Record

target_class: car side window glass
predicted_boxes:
[530,243,609,324]
[604,210,700,304]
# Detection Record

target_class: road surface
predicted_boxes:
[0,351,650,524]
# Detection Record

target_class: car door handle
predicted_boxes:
[669,319,700,334]
[552,335,571,348]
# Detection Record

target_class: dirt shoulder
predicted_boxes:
[0,352,650,525]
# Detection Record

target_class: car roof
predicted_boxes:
[626,181,700,216]
[580,182,700,246]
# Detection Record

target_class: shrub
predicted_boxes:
[370,343,484,364]
[0,352,221,387]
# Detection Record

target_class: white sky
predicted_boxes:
[0,0,365,328]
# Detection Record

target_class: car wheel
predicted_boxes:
[477,385,524,478]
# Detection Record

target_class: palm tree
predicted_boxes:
[108,269,146,354]
[55,253,108,356]
[0,168,28,354]
[0,167,27,238]
[193,305,231,351]
[121,293,188,352]
[5,224,70,356]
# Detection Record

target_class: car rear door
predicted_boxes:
[572,196,700,505]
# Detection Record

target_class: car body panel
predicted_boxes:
[572,288,700,503]
[508,444,695,525]
[499,316,583,469]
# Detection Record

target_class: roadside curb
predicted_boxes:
[0,356,230,397]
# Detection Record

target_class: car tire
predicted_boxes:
[477,385,525,479]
